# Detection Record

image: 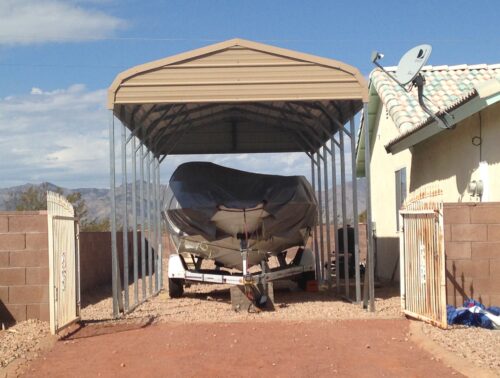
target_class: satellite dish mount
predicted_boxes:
[371,44,452,129]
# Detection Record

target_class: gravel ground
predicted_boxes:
[0,320,51,375]
[2,255,499,376]
[421,322,500,372]
[121,281,402,323]
[81,257,402,323]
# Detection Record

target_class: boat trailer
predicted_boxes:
[168,247,315,311]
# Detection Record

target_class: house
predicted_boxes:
[356,63,500,282]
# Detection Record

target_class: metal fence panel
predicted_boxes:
[400,207,447,328]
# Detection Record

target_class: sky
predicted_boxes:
[0,0,499,189]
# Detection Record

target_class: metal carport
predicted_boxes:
[107,38,374,316]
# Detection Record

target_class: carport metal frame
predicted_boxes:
[107,38,375,316]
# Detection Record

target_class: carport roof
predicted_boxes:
[108,38,368,156]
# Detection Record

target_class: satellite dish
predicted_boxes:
[395,44,432,85]
[371,44,453,130]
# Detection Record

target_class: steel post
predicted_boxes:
[349,117,361,303]
[156,159,163,289]
[109,112,121,316]
[151,155,158,293]
[310,154,320,280]
[146,152,153,295]
[316,152,325,283]
[131,137,139,305]
[140,146,147,300]
[121,122,129,311]
[363,103,375,311]
[322,146,332,289]
[330,137,340,294]
[339,128,350,299]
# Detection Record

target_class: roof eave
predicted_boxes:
[355,81,380,177]
[386,85,500,154]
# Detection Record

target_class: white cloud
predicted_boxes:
[0,84,110,187]
[159,151,321,187]
[0,84,314,189]
[0,0,125,45]
[0,83,355,189]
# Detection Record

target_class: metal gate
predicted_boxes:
[399,205,447,328]
[47,191,81,334]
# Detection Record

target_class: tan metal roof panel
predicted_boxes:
[108,38,367,155]
[108,38,368,108]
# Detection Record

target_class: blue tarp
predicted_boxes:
[447,299,500,329]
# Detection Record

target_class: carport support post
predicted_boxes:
[316,152,325,283]
[151,156,158,293]
[322,146,332,289]
[156,159,163,289]
[131,137,139,305]
[146,151,153,295]
[349,117,361,303]
[363,103,375,312]
[140,146,147,300]
[330,137,340,294]
[310,154,320,280]
[121,122,129,311]
[339,128,350,299]
[109,112,122,317]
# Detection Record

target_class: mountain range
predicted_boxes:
[0,179,366,223]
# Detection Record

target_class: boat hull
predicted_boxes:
[165,162,317,270]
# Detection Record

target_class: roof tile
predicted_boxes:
[371,63,500,134]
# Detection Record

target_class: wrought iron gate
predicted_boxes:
[399,205,447,328]
[47,191,81,334]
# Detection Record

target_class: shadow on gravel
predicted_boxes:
[80,284,114,309]
[183,288,232,303]
[179,281,400,305]
[61,316,155,341]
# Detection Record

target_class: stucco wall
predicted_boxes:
[411,102,500,202]
[369,103,412,280]
[369,100,500,281]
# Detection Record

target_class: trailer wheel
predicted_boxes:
[297,272,315,291]
[168,278,184,298]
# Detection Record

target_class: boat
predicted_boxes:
[164,162,317,271]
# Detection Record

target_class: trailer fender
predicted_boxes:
[168,254,186,279]
[298,248,315,271]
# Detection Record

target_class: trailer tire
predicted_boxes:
[297,271,315,291]
[168,278,184,298]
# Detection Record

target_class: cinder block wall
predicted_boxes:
[0,212,49,324]
[0,214,167,325]
[80,231,146,294]
[444,203,500,307]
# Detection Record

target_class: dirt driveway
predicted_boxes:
[23,319,461,378]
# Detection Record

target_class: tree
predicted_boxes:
[82,218,110,232]
[12,183,62,211]
[65,192,88,222]
[358,210,367,223]
[7,184,110,232]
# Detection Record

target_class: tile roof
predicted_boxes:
[371,64,500,135]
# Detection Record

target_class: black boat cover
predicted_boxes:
[166,162,317,243]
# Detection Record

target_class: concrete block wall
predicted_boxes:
[80,231,145,294]
[444,203,500,307]
[0,213,167,325]
[0,212,49,324]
